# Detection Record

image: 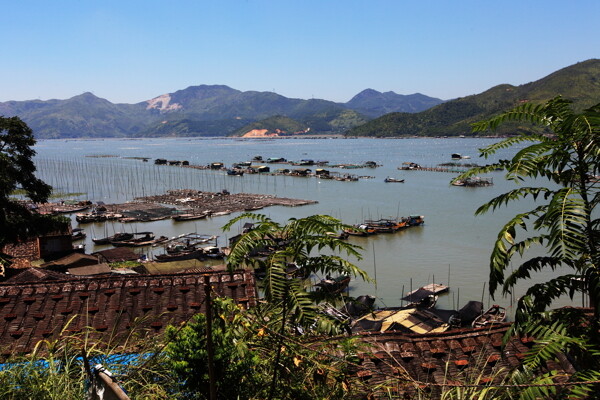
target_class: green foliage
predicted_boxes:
[456,97,600,320]
[139,117,252,137]
[223,213,370,329]
[165,297,266,399]
[0,116,66,246]
[346,59,600,137]
[0,322,177,400]
[164,296,369,399]
[452,96,600,398]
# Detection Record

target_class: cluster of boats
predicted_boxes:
[92,231,168,247]
[76,211,123,223]
[153,234,224,262]
[217,155,380,181]
[452,177,494,187]
[343,216,424,236]
[321,283,507,335]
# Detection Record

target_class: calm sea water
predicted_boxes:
[32,137,579,315]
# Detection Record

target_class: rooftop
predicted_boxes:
[0,270,257,358]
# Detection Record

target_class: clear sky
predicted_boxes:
[2,1,598,104]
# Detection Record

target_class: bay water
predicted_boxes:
[33,137,578,315]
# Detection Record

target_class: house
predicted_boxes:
[1,226,73,269]
[0,269,258,359]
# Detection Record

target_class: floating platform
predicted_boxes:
[402,283,449,303]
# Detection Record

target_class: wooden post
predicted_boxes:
[204,275,217,400]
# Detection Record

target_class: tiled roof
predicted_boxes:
[66,263,112,276]
[0,270,257,358]
[40,253,99,269]
[340,324,576,398]
[92,248,139,263]
[3,267,70,283]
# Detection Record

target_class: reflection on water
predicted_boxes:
[34,137,575,315]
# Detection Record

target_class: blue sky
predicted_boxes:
[2,1,598,104]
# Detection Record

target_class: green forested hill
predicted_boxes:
[346,59,600,137]
[232,108,368,136]
[232,116,307,136]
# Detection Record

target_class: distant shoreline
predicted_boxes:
[37,134,512,141]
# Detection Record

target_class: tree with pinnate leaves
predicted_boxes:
[0,116,64,248]
[456,97,600,320]
[455,97,600,397]
[223,213,370,400]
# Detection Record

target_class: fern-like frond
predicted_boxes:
[487,209,547,295]
[473,135,546,159]
[540,188,589,260]
[502,256,564,295]
[475,188,550,215]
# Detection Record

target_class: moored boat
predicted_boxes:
[155,248,205,262]
[172,212,209,221]
[472,304,507,328]
[343,224,377,236]
[71,228,86,241]
[384,177,405,183]
[111,232,156,247]
[226,169,244,176]
[315,275,351,294]
[92,232,134,245]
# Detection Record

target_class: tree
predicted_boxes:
[165,297,267,399]
[0,116,63,246]
[454,97,600,397]
[457,97,600,320]
[223,213,370,327]
[0,116,66,275]
[223,213,371,399]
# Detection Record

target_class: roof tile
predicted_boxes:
[0,269,257,358]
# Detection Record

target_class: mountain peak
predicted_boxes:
[346,89,444,117]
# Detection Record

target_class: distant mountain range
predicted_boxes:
[346,59,600,137]
[3,59,597,139]
[0,85,443,138]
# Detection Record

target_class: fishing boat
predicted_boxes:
[110,232,157,247]
[472,304,507,328]
[384,177,405,183]
[71,228,87,241]
[405,215,425,226]
[343,224,377,236]
[154,248,204,262]
[76,212,106,223]
[201,246,226,259]
[315,275,351,294]
[92,232,134,245]
[226,169,244,176]
[52,204,91,214]
[452,177,493,187]
[364,219,400,233]
[172,212,209,221]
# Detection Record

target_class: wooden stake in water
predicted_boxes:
[401,284,404,307]
[481,282,486,304]
[372,242,377,292]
